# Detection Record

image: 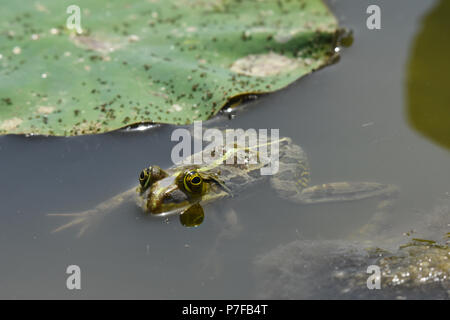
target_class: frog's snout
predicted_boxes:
[147,179,190,215]
[147,188,166,214]
[147,194,161,214]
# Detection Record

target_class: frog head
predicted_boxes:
[138,166,232,227]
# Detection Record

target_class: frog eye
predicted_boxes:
[139,168,151,187]
[139,165,169,192]
[183,170,204,194]
[191,175,201,185]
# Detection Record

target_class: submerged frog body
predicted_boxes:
[49,134,398,235]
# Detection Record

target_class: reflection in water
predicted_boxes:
[407,0,450,150]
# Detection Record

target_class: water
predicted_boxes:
[0,0,449,298]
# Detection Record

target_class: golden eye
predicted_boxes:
[139,168,151,187]
[183,171,203,193]
[138,165,168,194]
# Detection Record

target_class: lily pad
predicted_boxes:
[0,0,338,136]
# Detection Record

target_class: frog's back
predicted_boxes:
[176,135,310,195]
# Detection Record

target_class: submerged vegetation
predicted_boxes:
[255,197,450,299]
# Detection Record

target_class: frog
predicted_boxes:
[49,133,399,236]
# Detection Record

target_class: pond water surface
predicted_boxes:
[0,0,449,299]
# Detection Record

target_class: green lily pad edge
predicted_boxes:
[0,0,340,136]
